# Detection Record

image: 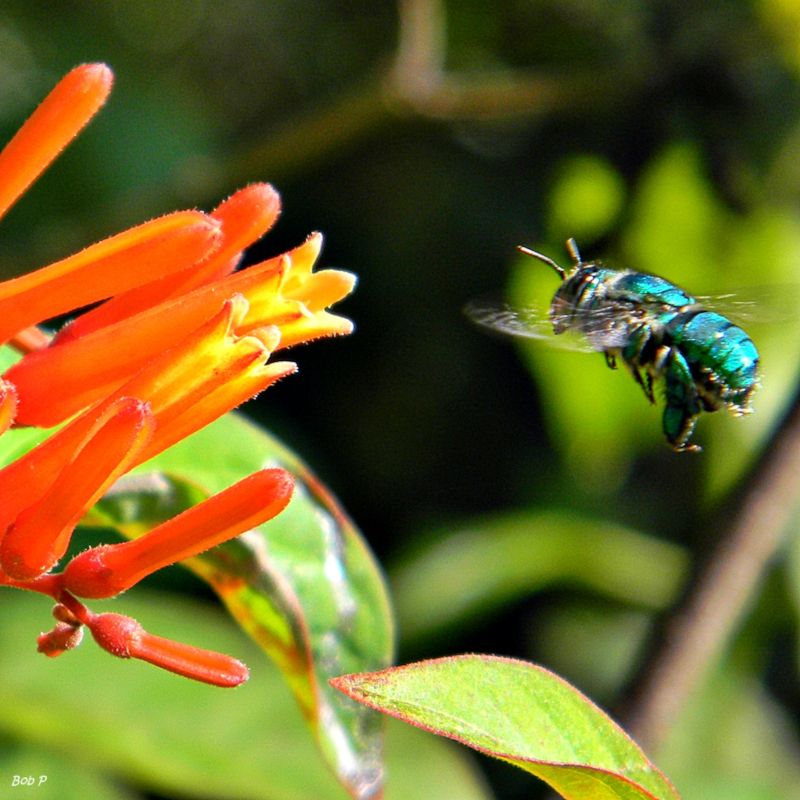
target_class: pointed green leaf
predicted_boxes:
[332,655,681,800]
[84,411,394,800]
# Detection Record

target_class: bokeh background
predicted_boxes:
[4,1,800,798]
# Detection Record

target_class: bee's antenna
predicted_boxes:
[565,238,582,266]
[517,245,566,280]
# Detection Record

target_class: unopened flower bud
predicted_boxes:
[88,612,249,687]
[37,622,84,658]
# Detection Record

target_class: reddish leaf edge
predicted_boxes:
[330,654,677,800]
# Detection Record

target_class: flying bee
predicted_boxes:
[466,239,760,452]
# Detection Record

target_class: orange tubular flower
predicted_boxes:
[62,469,293,598]
[0,297,293,534]
[7,228,355,427]
[0,398,154,580]
[0,63,356,687]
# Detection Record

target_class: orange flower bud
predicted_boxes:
[37,622,84,658]
[88,612,249,687]
[62,469,293,598]
[0,64,113,222]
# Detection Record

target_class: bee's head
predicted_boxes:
[517,238,590,333]
[549,271,593,332]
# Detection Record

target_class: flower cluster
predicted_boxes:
[0,64,356,687]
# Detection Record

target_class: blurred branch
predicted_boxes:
[386,0,649,121]
[222,0,653,188]
[625,388,800,754]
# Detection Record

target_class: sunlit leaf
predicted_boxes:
[83,411,394,800]
[547,154,626,244]
[333,655,681,800]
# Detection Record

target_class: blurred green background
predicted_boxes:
[4,1,800,798]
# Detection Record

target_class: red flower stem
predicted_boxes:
[52,591,89,624]
[0,569,62,598]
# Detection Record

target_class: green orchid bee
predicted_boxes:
[467,239,760,452]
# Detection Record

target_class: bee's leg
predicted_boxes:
[605,351,617,370]
[725,379,758,414]
[621,326,655,403]
[625,363,654,403]
[642,344,671,405]
[663,349,702,452]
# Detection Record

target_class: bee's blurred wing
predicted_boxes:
[694,284,800,326]
[464,299,600,353]
[573,303,636,350]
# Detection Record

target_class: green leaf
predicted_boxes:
[391,511,689,644]
[0,590,491,800]
[85,411,395,800]
[547,155,626,244]
[332,655,681,800]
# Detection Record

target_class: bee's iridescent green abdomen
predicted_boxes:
[668,311,759,406]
